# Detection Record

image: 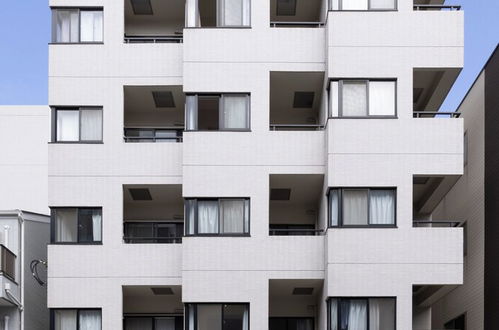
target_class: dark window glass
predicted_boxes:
[198,96,220,130]
[223,304,246,330]
[52,208,102,243]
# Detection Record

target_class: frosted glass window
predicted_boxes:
[53,9,79,43]
[81,109,103,141]
[218,0,250,26]
[342,189,368,225]
[222,95,249,129]
[55,108,102,142]
[369,190,395,225]
[54,310,77,330]
[197,201,219,234]
[329,190,339,226]
[80,11,103,42]
[342,0,368,10]
[55,209,78,242]
[369,81,396,116]
[370,0,396,10]
[57,110,79,141]
[330,81,339,117]
[220,200,245,233]
[342,82,367,116]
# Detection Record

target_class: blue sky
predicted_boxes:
[0,0,497,109]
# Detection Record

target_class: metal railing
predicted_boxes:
[270,124,325,131]
[0,245,16,282]
[413,111,461,118]
[124,221,183,243]
[123,236,183,244]
[413,220,461,228]
[269,229,324,236]
[413,4,461,11]
[124,35,183,43]
[270,21,325,28]
[124,127,184,143]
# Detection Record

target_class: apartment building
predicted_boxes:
[0,106,50,330]
[425,46,499,330]
[47,0,464,329]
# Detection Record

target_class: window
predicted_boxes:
[329,80,396,117]
[186,0,250,28]
[185,304,249,330]
[328,298,395,330]
[124,222,183,243]
[329,0,396,10]
[51,208,102,244]
[444,313,465,330]
[53,107,103,142]
[329,188,396,227]
[185,94,250,131]
[124,315,183,330]
[269,317,314,330]
[185,199,250,236]
[52,309,102,330]
[52,8,103,43]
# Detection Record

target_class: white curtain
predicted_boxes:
[186,200,196,235]
[197,201,219,234]
[330,81,339,117]
[369,190,395,225]
[342,82,367,116]
[329,190,339,226]
[57,110,79,142]
[369,0,396,9]
[217,0,250,27]
[221,200,245,233]
[242,0,251,26]
[329,299,338,330]
[54,10,79,42]
[79,310,101,330]
[242,307,249,330]
[186,95,198,130]
[330,0,340,10]
[92,210,102,241]
[185,0,201,27]
[81,109,102,141]
[368,81,395,116]
[348,300,367,330]
[369,299,395,330]
[80,11,103,42]
[155,318,176,330]
[54,310,77,330]
[56,209,78,242]
[341,0,368,10]
[222,95,248,129]
[343,190,368,225]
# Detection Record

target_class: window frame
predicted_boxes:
[50,207,103,245]
[185,93,251,132]
[52,106,103,143]
[327,297,396,330]
[184,198,251,236]
[184,303,250,330]
[51,7,104,44]
[50,308,102,330]
[328,0,398,11]
[327,187,397,228]
[327,79,397,119]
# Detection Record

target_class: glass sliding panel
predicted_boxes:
[369,190,395,225]
[330,81,339,117]
[369,0,396,10]
[55,209,78,242]
[79,310,102,330]
[347,300,367,330]
[221,95,249,129]
[80,109,103,141]
[78,209,102,242]
[368,81,395,116]
[220,200,245,234]
[57,110,79,141]
[198,96,220,130]
[155,317,176,330]
[186,200,196,235]
[223,305,247,330]
[80,11,103,42]
[53,9,79,43]
[125,317,154,330]
[185,95,198,130]
[342,190,368,225]
[197,200,219,234]
[341,0,368,10]
[368,299,395,330]
[126,223,154,243]
[330,299,338,330]
[54,310,77,330]
[329,189,339,226]
[342,82,367,116]
[219,0,243,26]
[197,305,222,330]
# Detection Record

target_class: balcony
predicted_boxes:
[270,72,326,131]
[124,0,185,43]
[123,184,184,244]
[124,86,185,143]
[0,245,15,282]
[269,174,325,236]
[123,285,183,330]
[270,0,325,27]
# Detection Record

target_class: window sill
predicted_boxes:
[184,234,251,237]
[184,129,251,132]
[49,141,104,144]
[184,26,252,29]
[49,242,103,245]
[328,225,397,229]
[328,116,398,119]
[49,42,104,45]
[328,9,398,12]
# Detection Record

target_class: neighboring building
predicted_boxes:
[0,106,50,330]
[427,45,499,330]
[47,0,464,329]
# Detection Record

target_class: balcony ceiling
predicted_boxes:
[413,68,461,111]
[124,184,184,221]
[270,0,322,22]
[270,174,324,207]
[125,0,185,34]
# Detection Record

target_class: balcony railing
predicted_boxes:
[124,222,183,244]
[124,35,183,43]
[0,245,16,282]
[270,124,325,131]
[413,111,461,118]
[413,4,461,11]
[269,228,324,236]
[413,220,461,228]
[270,21,325,28]
[124,127,184,143]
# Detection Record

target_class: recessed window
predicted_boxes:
[328,298,395,330]
[329,188,396,227]
[185,94,250,131]
[276,0,297,16]
[329,80,396,117]
[130,0,153,15]
[53,107,103,143]
[152,91,175,108]
[52,309,102,330]
[185,198,250,236]
[185,304,249,330]
[51,208,102,244]
[52,8,103,43]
